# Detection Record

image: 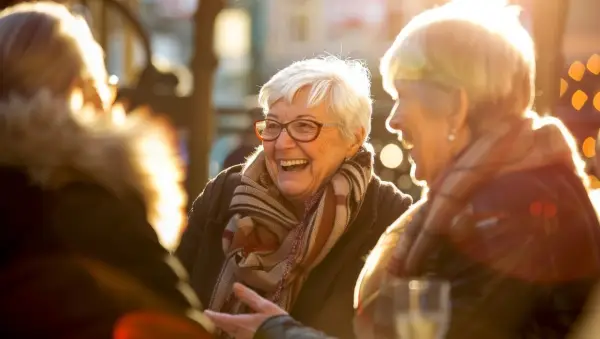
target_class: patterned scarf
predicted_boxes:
[354,113,587,330]
[210,145,374,317]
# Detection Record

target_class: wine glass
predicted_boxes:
[377,278,451,339]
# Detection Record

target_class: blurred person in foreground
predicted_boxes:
[203,1,600,338]
[176,57,413,338]
[0,2,212,338]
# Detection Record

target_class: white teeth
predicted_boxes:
[280,159,308,167]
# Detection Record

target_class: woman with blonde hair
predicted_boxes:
[0,2,212,338]
[204,1,600,338]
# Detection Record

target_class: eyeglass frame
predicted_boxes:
[254,118,342,143]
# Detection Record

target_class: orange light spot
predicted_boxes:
[572,90,588,111]
[560,78,568,97]
[569,61,586,81]
[582,137,597,158]
[529,201,543,217]
[590,176,600,189]
[587,54,600,75]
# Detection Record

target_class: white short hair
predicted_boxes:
[381,0,535,120]
[258,56,373,142]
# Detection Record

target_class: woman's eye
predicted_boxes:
[265,122,279,129]
[296,122,317,131]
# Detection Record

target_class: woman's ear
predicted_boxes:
[448,88,469,131]
[346,127,366,158]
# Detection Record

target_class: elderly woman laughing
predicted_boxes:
[201,1,600,338]
[176,56,413,338]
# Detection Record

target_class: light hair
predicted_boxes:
[380,0,536,127]
[258,56,373,143]
[0,2,109,107]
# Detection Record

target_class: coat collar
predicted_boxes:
[0,91,186,250]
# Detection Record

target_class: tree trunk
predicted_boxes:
[188,0,224,199]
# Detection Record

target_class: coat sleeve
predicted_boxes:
[255,315,335,339]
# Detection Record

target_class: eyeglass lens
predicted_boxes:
[256,120,320,141]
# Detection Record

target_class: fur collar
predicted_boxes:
[0,91,186,250]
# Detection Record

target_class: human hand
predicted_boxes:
[204,283,287,339]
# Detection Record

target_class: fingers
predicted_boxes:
[232,283,269,312]
[204,310,239,335]
[204,310,266,339]
[232,283,287,315]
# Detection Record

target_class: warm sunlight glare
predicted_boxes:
[110,103,127,125]
[140,134,187,250]
[70,87,84,111]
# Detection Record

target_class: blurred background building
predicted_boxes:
[77,0,599,200]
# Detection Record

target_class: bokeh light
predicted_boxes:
[569,61,586,81]
[560,78,568,97]
[372,142,382,153]
[396,174,413,190]
[582,137,596,158]
[587,54,600,75]
[380,143,404,169]
[572,90,588,111]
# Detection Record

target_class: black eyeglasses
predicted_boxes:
[254,119,341,142]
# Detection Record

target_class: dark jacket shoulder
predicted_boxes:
[456,164,600,279]
[435,164,600,339]
[471,164,593,215]
[369,175,413,230]
[177,165,242,266]
[189,165,243,220]
[176,165,244,306]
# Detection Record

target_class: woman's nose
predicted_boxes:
[274,129,296,149]
[386,105,403,133]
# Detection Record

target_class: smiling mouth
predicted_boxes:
[398,130,414,149]
[280,159,309,172]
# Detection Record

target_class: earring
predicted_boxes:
[448,130,456,142]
